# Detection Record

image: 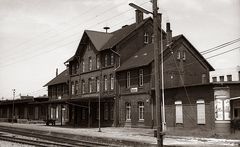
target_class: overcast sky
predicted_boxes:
[0,0,239,99]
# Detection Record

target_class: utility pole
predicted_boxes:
[12,89,15,124]
[152,0,163,146]
[98,53,102,132]
[129,0,164,146]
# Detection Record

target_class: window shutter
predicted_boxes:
[175,101,183,123]
[197,100,206,124]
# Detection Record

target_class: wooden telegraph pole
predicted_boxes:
[129,0,164,146]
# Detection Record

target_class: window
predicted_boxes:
[104,75,108,91]
[139,69,143,86]
[110,74,114,90]
[110,53,114,65]
[96,77,100,92]
[175,101,183,123]
[144,32,149,44]
[89,78,93,93]
[110,104,114,120]
[182,50,186,61]
[75,81,79,95]
[82,61,85,72]
[138,102,144,121]
[126,103,131,121]
[56,106,58,119]
[82,80,85,94]
[71,81,75,95]
[104,103,108,120]
[197,100,205,124]
[127,72,130,88]
[219,76,224,82]
[105,54,108,67]
[96,55,100,69]
[227,75,232,82]
[215,97,230,121]
[202,74,207,84]
[82,109,86,120]
[89,57,92,71]
[177,50,181,60]
[212,77,217,82]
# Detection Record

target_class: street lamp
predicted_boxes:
[12,89,15,124]
[129,1,164,147]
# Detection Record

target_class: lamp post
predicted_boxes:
[12,89,15,124]
[129,1,164,146]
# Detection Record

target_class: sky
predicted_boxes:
[0,0,239,99]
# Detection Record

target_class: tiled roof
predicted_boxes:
[117,35,181,72]
[100,17,151,50]
[44,69,69,87]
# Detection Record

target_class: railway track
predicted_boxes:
[0,126,113,147]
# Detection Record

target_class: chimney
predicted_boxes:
[103,26,110,33]
[56,68,58,77]
[135,10,143,24]
[166,22,172,44]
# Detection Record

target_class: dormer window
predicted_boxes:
[144,32,149,44]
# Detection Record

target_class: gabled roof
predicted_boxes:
[100,17,151,50]
[85,30,113,51]
[44,69,69,87]
[117,35,214,72]
[117,35,181,72]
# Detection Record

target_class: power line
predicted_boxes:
[0,1,150,65]
[200,38,240,55]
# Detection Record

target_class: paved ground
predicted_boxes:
[0,122,239,146]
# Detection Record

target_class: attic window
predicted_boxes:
[144,32,149,44]
[177,50,181,60]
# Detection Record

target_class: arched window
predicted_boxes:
[138,102,144,121]
[126,103,131,121]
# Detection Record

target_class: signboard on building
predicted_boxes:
[130,87,138,93]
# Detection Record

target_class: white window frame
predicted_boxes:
[127,72,130,88]
[177,50,181,60]
[82,80,85,94]
[138,102,144,121]
[89,57,92,71]
[139,69,143,86]
[105,54,108,67]
[96,55,100,69]
[71,82,75,95]
[82,61,85,72]
[110,53,114,65]
[197,100,206,124]
[144,32,149,44]
[104,75,108,91]
[126,103,131,121]
[175,101,183,124]
[110,74,114,90]
[96,77,100,92]
[89,78,92,93]
[182,50,186,61]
